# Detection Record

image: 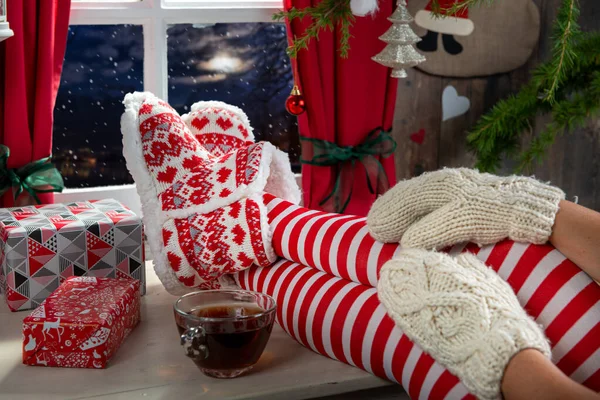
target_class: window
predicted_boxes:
[56,0,299,213]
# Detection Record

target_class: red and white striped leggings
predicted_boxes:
[233,194,600,399]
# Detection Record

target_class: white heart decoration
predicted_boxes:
[442,85,470,121]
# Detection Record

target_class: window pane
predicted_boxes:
[167,23,300,171]
[53,25,143,188]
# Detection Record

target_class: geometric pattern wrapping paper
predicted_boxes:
[22,276,141,369]
[0,199,145,312]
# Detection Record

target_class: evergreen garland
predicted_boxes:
[273,0,355,58]
[274,0,460,58]
[468,0,600,172]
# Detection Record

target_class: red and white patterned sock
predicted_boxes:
[121,93,300,293]
[183,101,301,203]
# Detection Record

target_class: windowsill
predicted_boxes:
[56,173,302,217]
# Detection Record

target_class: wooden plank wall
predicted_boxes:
[392,0,600,210]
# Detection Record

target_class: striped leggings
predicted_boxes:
[233,194,600,399]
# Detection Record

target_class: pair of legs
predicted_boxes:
[235,195,600,399]
[506,200,600,400]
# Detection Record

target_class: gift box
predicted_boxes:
[22,276,141,369]
[0,199,145,312]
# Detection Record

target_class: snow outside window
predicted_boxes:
[56,0,299,215]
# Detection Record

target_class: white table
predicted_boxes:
[0,263,405,400]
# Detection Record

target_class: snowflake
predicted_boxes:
[71,333,77,339]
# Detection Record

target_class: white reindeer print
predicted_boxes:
[24,335,36,352]
[35,353,48,366]
[42,318,65,342]
[69,286,93,295]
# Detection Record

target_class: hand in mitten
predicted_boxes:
[367,168,565,250]
[378,249,551,400]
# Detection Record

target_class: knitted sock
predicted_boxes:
[378,249,551,400]
[183,101,301,204]
[121,92,299,293]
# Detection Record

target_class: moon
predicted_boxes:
[204,54,242,73]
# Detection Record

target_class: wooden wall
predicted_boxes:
[392,0,600,210]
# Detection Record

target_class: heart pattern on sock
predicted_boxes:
[122,93,298,293]
[184,103,255,158]
[162,197,271,287]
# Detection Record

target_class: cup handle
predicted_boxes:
[180,326,209,359]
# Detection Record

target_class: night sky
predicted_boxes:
[53,23,299,188]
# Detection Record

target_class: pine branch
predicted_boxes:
[273,0,354,58]
[469,30,600,172]
[574,31,600,66]
[467,83,545,172]
[538,0,581,103]
[517,72,600,172]
[429,0,493,16]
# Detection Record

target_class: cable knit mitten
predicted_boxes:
[378,249,551,400]
[367,168,565,249]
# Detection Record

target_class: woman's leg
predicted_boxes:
[235,260,472,399]
[503,349,600,400]
[260,195,600,394]
[550,200,600,282]
[235,258,600,398]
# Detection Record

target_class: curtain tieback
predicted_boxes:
[0,145,65,205]
[300,128,396,213]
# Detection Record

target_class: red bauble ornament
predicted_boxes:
[285,86,306,116]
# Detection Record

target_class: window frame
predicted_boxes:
[57,0,285,215]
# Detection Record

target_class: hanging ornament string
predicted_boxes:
[300,128,397,213]
[286,60,306,116]
[372,0,426,78]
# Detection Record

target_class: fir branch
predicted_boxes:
[574,32,600,66]
[273,0,354,58]
[429,0,493,16]
[467,83,545,172]
[538,0,581,103]
[518,72,600,171]
[469,30,600,172]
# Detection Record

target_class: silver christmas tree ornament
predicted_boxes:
[372,0,426,78]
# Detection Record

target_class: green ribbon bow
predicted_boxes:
[300,128,397,213]
[0,145,65,205]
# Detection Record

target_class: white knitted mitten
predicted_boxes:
[378,249,551,400]
[367,168,565,249]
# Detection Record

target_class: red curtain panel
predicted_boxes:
[0,0,71,206]
[286,0,398,216]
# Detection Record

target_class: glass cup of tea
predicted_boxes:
[173,289,277,379]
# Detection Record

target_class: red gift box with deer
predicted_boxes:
[22,276,140,369]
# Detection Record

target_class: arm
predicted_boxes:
[550,200,600,282]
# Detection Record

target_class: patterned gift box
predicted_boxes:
[0,199,145,312]
[22,276,141,369]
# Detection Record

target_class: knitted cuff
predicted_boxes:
[507,181,566,245]
[378,250,551,400]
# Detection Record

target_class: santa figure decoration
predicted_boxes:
[415,0,474,55]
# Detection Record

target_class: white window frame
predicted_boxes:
[57,0,286,215]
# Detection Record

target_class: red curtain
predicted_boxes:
[0,0,71,206]
[286,0,398,216]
